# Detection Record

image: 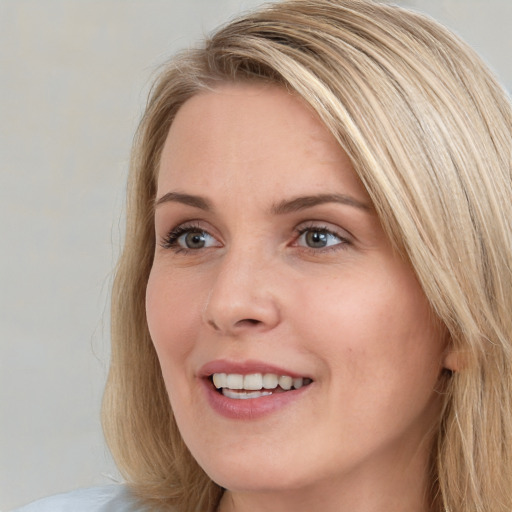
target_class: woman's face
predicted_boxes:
[146,83,449,506]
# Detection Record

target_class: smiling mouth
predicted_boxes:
[210,372,313,399]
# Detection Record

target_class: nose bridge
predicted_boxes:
[203,238,280,334]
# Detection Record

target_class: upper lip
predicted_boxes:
[198,359,311,379]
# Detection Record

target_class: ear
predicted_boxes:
[443,349,466,372]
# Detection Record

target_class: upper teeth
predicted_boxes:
[212,373,308,391]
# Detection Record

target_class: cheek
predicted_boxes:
[145,268,205,433]
[145,267,201,371]
[296,267,444,392]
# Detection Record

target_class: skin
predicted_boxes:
[146,83,451,512]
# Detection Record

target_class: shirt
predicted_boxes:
[10,485,149,512]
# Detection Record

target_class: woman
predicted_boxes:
[15,0,512,511]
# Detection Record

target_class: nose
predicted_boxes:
[202,247,281,336]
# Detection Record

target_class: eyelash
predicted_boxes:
[294,225,350,252]
[159,223,350,253]
[160,224,206,252]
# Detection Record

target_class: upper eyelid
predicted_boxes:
[160,219,214,236]
[163,221,348,235]
[294,221,353,240]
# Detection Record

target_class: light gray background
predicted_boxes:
[1,1,510,510]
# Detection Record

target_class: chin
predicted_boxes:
[192,444,318,494]
[208,466,310,494]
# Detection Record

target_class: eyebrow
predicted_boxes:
[155,192,213,210]
[154,191,372,214]
[271,193,373,215]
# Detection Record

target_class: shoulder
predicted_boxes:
[11,485,149,512]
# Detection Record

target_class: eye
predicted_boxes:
[161,225,220,251]
[295,227,347,249]
[179,230,212,249]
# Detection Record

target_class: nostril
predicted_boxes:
[235,318,261,327]
[206,318,260,331]
[208,319,220,331]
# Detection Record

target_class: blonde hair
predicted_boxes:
[102,1,512,510]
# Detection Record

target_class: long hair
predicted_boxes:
[102,1,512,510]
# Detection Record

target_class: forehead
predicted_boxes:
[157,82,368,204]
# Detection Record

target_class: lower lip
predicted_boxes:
[201,379,311,420]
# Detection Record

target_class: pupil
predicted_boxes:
[306,231,327,248]
[186,231,205,248]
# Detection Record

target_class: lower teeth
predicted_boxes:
[222,389,274,400]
